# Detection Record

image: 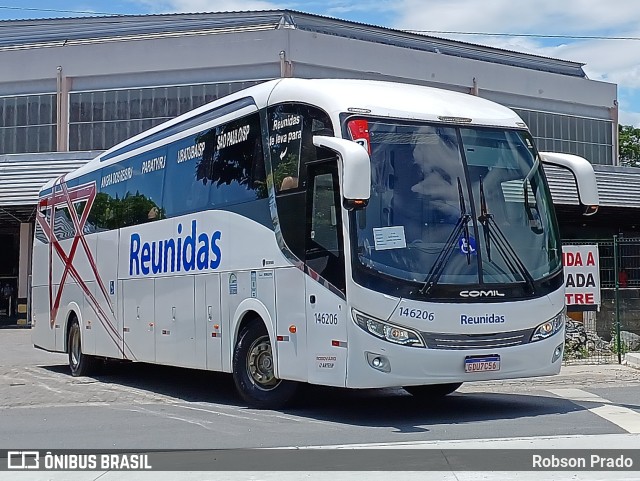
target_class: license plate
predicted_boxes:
[464,355,500,373]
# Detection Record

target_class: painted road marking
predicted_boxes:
[548,388,640,434]
[290,433,640,449]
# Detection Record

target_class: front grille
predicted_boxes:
[421,328,536,350]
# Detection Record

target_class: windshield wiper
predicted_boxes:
[419,178,471,295]
[477,176,535,293]
[522,154,544,234]
[459,177,472,266]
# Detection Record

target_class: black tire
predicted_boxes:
[232,319,297,409]
[67,317,95,377]
[404,382,462,398]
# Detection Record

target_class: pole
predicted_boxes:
[613,235,622,364]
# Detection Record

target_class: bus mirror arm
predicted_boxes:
[539,152,599,216]
[313,136,371,209]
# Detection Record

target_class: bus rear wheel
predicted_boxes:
[67,317,95,377]
[232,319,297,409]
[404,382,462,398]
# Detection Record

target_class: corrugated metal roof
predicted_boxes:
[0,10,586,78]
[287,12,586,77]
[0,151,100,206]
[546,165,640,208]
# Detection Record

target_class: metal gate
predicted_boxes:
[562,236,640,364]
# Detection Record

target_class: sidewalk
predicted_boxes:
[626,352,640,370]
[456,360,640,395]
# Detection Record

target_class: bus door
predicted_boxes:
[304,160,348,387]
[94,230,120,359]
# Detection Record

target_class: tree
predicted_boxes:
[619,124,640,167]
[87,192,163,230]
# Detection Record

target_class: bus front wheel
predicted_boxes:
[404,382,462,398]
[67,317,95,377]
[232,319,297,409]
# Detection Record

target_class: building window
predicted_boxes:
[68,81,263,151]
[0,94,56,154]
[512,109,614,165]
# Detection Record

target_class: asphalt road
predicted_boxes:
[1,328,640,449]
[2,328,640,480]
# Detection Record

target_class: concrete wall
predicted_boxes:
[287,29,616,118]
[0,27,617,121]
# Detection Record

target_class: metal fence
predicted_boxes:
[563,236,640,364]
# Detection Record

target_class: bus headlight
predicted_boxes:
[352,310,425,347]
[531,310,565,342]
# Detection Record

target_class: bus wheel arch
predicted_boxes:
[231,312,297,409]
[65,309,95,377]
[233,310,264,348]
[63,303,83,353]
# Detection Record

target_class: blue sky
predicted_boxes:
[2,0,640,126]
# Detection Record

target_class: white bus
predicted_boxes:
[32,78,599,408]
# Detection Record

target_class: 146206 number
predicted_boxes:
[398,307,435,321]
[315,312,339,325]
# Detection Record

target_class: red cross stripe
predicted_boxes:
[35,176,127,357]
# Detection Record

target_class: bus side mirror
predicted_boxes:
[539,152,599,216]
[312,135,371,209]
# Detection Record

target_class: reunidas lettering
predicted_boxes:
[129,220,222,276]
[460,314,506,325]
[272,115,300,130]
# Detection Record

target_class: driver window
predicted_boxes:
[306,162,345,293]
[311,172,338,252]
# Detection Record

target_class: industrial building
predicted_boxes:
[0,10,635,324]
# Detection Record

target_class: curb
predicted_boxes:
[624,352,640,370]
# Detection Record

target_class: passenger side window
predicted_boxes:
[269,105,304,193]
[92,160,133,230]
[268,103,334,261]
[163,111,266,217]
[268,104,334,193]
[122,147,166,226]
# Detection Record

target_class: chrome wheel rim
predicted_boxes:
[246,335,280,390]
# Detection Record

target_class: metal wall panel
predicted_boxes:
[0,151,101,206]
[546,165,640,208]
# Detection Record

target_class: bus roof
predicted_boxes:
[47,78,524,189]
[267,78,523,127]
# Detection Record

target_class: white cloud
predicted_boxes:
[137,0,284,13]
[391,0,640,124]
[135,0,398,16]
[394,0,640,35]
[619,109,640,127]
[131,0,640,123]
[320,0,398,15]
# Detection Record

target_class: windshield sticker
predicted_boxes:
[459,236,477,255]
[373,226,407,250]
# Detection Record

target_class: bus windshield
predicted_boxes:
[350,119,561,292]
